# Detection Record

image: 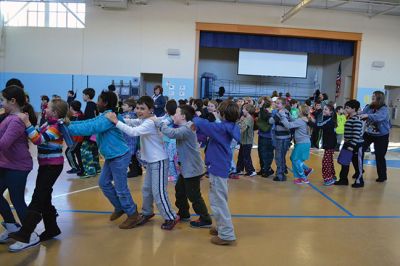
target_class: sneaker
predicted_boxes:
[235,171,245,176]
[161,216,180,230]
[304,168,314,179]
[210,236,236,246]
[0,222,21,244]
[273,176,286,182]
[334,179,349,186]
[376,177,387,183]
[66,168,80,174]
[209,227,218,236]
[256,171,263,175]
[246,171,257,177]
[302,178,310,184]
[229,173,240,179]
[294,178,304,185]
[110,210,125,221]
[324,178,335,186]
[262,169,275,178]
[79,173,97,179]
[8,233,40,252]
[137,213,155,226]
[190,219,212,228]
[119,211,143,229]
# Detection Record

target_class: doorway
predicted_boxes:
[385,85,400,126]
[140,73,163,96]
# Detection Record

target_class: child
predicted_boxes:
[152,105,212,228]
[310,100,323,148]
[39,95,49,126]
[105,96,179,230]
[269,98,291,181]
[336,106,346,151]
[67,90,76,106]
[193,100,240,246]
[121,98,142,178]
[312,103,337,186]
[68,91,142,228]
[257,97,275,178]
[161,100,179,182]
[80,88,101,178]
[236,104,256,177]
[0,86,34,246]
[9,99,68,252]
[290,99,300,119]
[207,100,219,122]
[279,105,312,184]
[65,100,85,175]
[335,100,365,188]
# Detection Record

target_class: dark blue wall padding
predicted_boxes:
[200,31,354,56]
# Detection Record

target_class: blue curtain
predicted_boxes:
[200,31,354,56]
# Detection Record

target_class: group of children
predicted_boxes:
[0,79,374,253]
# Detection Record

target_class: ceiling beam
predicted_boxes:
[369,5,400,18]
[281,0,314,23]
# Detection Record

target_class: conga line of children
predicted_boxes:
[1,82,378,252]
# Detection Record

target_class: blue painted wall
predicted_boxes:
[0,72,194,111]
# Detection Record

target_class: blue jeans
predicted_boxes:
[99,152,137,216]
[0,168,29,223]
[275,138,290,179]
[258,136,274,173]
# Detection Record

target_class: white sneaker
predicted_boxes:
[248,171,257,177]
[0,222,21,244]
[8,232,40,252]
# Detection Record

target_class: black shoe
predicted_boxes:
[273,176,286,182]
[352,183,364,188]
[334,179,349,186]
[376,178,387,183]
[67,168,80,174]
[262,169,274,178]
[257,171,263,175]
[284,169,288,175]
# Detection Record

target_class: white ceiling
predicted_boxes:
[192,0,400,18]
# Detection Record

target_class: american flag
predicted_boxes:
[335,62,342,100]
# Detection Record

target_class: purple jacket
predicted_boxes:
[0,114,33,171]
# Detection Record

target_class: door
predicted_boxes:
[140,73,163,96]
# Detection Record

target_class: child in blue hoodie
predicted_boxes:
[68,91,142,230]
[193,100,240,246]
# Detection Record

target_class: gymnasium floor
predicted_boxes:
[2,130,400,266]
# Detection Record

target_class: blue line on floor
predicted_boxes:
[307,182,354,216]
[287,167,354,216]
[57,209,400,219]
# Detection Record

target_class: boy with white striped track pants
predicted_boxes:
[106,96,178,230]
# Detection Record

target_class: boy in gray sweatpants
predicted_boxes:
[193,100,241,245]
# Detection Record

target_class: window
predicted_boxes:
[0,1,85,28]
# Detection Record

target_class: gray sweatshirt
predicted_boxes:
[279,115,311,144]
[155,120,205,178]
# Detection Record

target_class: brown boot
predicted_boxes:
[110,210,125,221]
[209,227,218,236]
[210,236,236,246]
[119,211,143,229]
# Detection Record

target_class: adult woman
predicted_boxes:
[152,85,166,117]
[360,91,391,182]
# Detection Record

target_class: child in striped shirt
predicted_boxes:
[10,99,69,252]
[335,100,365,188]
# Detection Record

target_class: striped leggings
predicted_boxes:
[322,149,335,180]
[142,159,177,221]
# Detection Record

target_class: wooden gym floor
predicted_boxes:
[2,129,400,266]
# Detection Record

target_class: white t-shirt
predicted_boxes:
[116,118,168,163]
